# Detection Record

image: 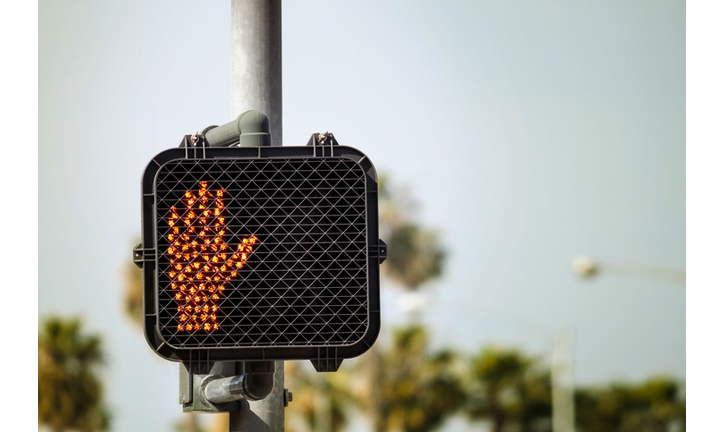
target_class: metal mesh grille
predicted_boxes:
[155,158,369,349]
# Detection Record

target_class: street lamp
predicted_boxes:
[571,256,597,278]
[571,256,685,284]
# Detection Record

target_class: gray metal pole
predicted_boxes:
[552,333,575,432]
[231,0,282,147]
[230,364,285,432]
[229,0,285,430]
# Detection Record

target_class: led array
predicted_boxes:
[166,181,258,332]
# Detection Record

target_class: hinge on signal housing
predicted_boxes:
[306,132,339,147]
[306,132,340,157]
[178,133,210,159]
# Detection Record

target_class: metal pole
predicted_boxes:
[230,364,285,432]
[229,0,285,430]
[231,0,282,147]
[552,333,575,432]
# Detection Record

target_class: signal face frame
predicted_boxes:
[140,145,383,367]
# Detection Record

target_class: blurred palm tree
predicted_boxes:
[38,316,110,432]
[575,376,685,432]
[384,223,445,291]
[348,174,453,431]
[465,347,551,432]
[631,377,686,431]
[284,361,354,432]
[122,246,144,328]
[354,325,466,432]
[378,174,445,291]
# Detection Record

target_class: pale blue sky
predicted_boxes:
[39,1,687,431]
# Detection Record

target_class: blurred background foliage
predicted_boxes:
[377,174,445,292]
[38,316,110,432]
[39,173,685,431]
[464,347,552,432]
[574,377,686,432]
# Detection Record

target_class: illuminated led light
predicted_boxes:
[166,182,258,333]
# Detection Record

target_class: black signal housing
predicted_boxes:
[138,142,385,372]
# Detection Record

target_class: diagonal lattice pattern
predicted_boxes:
[155,158,369,349]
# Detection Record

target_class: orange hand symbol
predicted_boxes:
[165,181,258,332]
